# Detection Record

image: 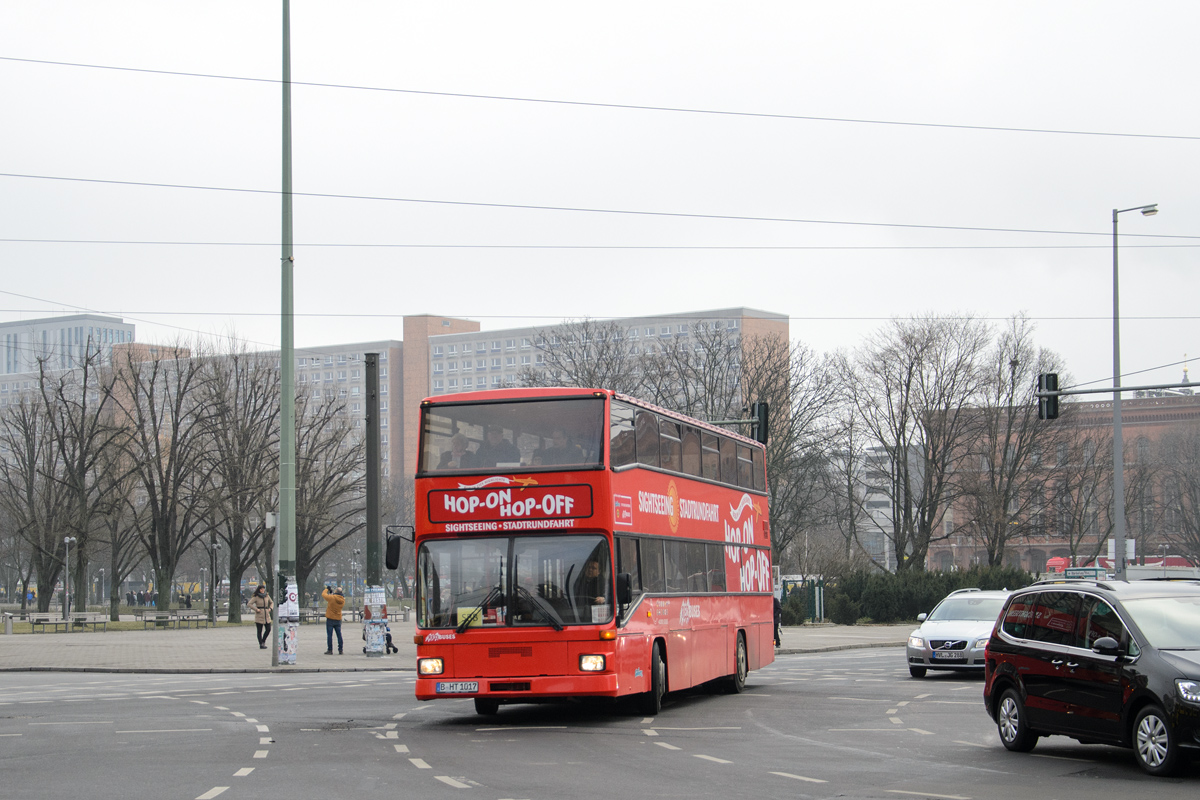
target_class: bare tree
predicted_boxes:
[37,347,121,614]
[292,390,366,603]
[1152,422,1200,565]
[512,319,649,395]
[850,314,992,572]
[109,341,214,611]
[955,316,1066,565]
[0,397,72,611]
[197,345,280,622]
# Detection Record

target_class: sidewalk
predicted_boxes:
[0,620,914,674]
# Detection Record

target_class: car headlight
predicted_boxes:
[579,654,606,672]
[1177,679,1200,704]
[908,636,924,649]
[418,657,444,675]
[973,638,990,650]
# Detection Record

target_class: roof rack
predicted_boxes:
[1030,577,1116,591]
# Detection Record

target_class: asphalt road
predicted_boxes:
[3,648,1196,799]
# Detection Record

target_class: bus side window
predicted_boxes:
[615,536,642,594]
[706,543,727,592]
[719,436,737,485]
[610,403,636,468]
[681,427,701,476]
[685,542,708,592]
[701,431,720,481]
[752,446,765,492]
[636,411,659,468]
[641,539,665,593]
[659,419,681,473]
[737,445,754,489]
[664,541,687,593]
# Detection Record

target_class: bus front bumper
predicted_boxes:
[416,673,622,702]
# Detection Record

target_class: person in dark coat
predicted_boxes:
[773,594,783,647]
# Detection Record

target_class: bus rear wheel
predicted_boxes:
[474,697,499,716]
[724,632,747,693]
[639,642,666,715]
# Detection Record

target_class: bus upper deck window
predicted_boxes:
[635,411,659,468]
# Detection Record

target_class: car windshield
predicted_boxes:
[1121,594,1200,649]
[419,397,605,473]
[928,595,1008,622]
[417,534,612,629]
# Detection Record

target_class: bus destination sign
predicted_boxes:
[429,480,594,532]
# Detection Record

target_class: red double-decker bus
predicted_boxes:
[412,388,774,715]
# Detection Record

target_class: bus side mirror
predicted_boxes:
[617,572,633,606]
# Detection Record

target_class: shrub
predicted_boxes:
[779,592,808,625]
[826,590,861,625]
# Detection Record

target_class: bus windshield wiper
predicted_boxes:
[515,584,565,631]
[456,585,504,633]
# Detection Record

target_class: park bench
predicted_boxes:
[142,613,177,630]
[30,615,70,633]
[174,611,209,629]
[69,613,108,631]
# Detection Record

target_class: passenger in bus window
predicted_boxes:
[439,433,477,469]
[476,425,520,468]
[541,428,584,465]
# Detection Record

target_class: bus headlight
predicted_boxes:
[418,658,444,675]
[579,654,606,672]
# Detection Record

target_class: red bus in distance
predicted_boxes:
[413,388,774,715]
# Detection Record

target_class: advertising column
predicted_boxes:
[363,586,387,657]
[278,579,299,665]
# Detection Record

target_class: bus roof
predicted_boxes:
[421,387,763,448]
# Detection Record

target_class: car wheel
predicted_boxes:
[997,688,1038,752]
[473,697,499,716]
[1133,705,1179,776]
[909,666,927,679]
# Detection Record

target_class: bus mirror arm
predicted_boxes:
[616,573,633,606]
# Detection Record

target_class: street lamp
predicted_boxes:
[209,541,221,624]
[62,536,77,620]
[98,568,105,608]
[1112,203,1158,581]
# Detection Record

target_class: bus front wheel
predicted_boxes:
[639,642,666,715]
[474,697,499,716]
[724,632,748,693]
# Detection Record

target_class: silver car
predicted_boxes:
[906,588,1010,678]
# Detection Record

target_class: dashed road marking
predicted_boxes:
[410,758,432,769]
[434,776,471,788]
[954,740,990,748]
[256,725,269,732]
[886,792,969,800]
[253,750,268,759]
[770,771,827,783]
[694,754,732,764]
[654,742,681,750]
[394,744,410,753]
[196,788,228,799]
[234,768,254,777]
[642,729,658,736]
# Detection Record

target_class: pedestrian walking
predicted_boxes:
[249,585,274,649]
[322,585,345,655]
[773,594,782,648]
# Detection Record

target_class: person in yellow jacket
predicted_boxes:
[249,585,274,650]
[323,585,346,655]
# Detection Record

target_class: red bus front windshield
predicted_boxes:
[419,396,605,473]
[418,535,613,629]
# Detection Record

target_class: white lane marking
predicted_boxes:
[771,772,827,783]
[409,758,432,769]
[115,729,213,734]
[256,725,269,732]
[1032,753,1095,763]
[475,726,567,732]
[889,717,904,725]
[830,697,891,702]
[282,688,306,692]
[244,718,258,723]
[651,726,741,731]
[394,744,410,753]
[231,712,245,718]
[434,776,471,788]
[196,789,228,799]
[392,713,406,719]
[886,792,970,800]
[886,709,898,715]
[191,701,209,705]
[375,731,399,739]
[897,701,910,706]
[234,768,254,777]
[214,707,229,710]
[654,742,681,750]
[908,728,935,735]
[641,717,655,724]
[694,754,732,764]
[0,733,23,737]
[384,723,397,729]
[29,721,111,725]
[253,750,268,759]
[259,737,273,745]
[913,693,931,699]
[954,740,990,748]
[643,729,659,736]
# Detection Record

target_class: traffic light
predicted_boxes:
[750,401,769,444]
[1037,373,1059,420]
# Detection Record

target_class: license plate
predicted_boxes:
[435,681,479,694]
[933,652,964,661]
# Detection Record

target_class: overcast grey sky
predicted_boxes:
[2,2,1196,390]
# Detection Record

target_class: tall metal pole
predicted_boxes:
[1112,208,1126,581]
[276,0,297,664]
[365,353,381,588]
[1111,204,1158,582]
